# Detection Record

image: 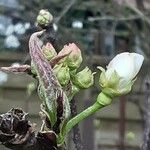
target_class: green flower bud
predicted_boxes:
[53,64,70,86]
[72,67,94,89]
[42,42,57,60]
[27,82,36,96]
[36,9,53,26]
[57,43,82,70]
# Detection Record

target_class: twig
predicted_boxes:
[55,0,77,24]
[0,65,31,74]
[126,3,150,25]
[88,12,150,22]
[141,77,150,150]
[70,98,83,150]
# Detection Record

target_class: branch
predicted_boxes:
[70,98,83,150]
[141,77,150,150]
[88,13,150,22]
[126,3,150,25]
[0,65,31,74]
[55,0,77,24]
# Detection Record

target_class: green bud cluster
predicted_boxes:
[41,42,95,101]
[36,9,53,26]
[50,43,94,90]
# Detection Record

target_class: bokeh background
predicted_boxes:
[0,0,150,150]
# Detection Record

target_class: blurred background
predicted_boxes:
[0,0,150,150]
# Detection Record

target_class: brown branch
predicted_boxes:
[136,0,145,11]
[141,77,150,150]
[55,0,77,24]
[88,12,150,22]
[0,65,38,79]
[126,3,150,25]
[70,98,83,150]
[0,65,31,74]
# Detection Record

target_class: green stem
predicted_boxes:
[66,101,102,133]
[58,92,112,144]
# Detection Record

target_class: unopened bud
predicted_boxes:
[53,64,70,86]
[58,43,82,70]
[42,42,57,60]
[37,9,53,26]
[72,67,94,89]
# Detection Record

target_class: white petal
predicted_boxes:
[107,52,135,81]
[130,53,144,78]
[118,78,128,89]
[105,67,115,80]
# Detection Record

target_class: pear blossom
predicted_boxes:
[98,52,144,97]
[107,52,144,82]
[57,43,82,70]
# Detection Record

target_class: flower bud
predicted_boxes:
[98,52,144,97]
[36,9,53,26]
[53,64,70,86]
[58,43,82,70]
[42,42,57,60]
[27,82,36,96]
[72,67,94,89]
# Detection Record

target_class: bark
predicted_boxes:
[141,78,150,150]
[71,98,83,150]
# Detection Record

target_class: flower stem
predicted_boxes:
[58,92,112,144]
[66,101,102,133]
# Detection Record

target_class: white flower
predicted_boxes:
[98,52,144,97]
[107,52,144,84]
